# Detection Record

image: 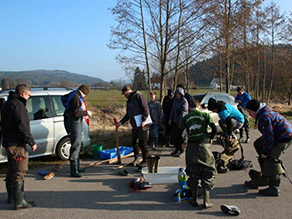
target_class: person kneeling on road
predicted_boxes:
[179,101,217,208]
[244,99,292,196]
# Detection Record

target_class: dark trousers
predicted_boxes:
[239,108,250,138]
[5,146,29,186]
[173,123,184,153]
[132,127,149,161]
[219,118,243,139]
[65,113,83,162]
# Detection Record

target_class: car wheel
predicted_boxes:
[56,137,71,160]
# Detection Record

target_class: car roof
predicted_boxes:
[0,87,73,97]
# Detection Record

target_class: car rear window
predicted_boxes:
[51,96,65,116]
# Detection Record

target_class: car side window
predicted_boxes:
[26,96,53,120]
[51,96,65,116]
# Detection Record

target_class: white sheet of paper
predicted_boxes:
[134,114,152,127]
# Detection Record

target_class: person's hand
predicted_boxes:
[141,121,146,128]
[31,144,37,152]
[261,154,267,159]
[87,110,93,118]
[116,122,121,128]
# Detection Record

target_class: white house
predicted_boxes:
[210,78,226,89]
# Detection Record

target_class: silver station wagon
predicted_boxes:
[0,88,91,163]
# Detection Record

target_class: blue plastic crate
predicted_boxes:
[99,146,133,160]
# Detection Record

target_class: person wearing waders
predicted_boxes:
[116,85,150,166]
[1,84,37,210]
[179,100,217,208]
[244,99,292,196]
[63,84,91,177]
[148,91,163,150]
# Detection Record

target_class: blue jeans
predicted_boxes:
[150,124,159,140]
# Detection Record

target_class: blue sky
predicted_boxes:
[0,0,291,82]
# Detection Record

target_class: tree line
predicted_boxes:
[109,0,292,105]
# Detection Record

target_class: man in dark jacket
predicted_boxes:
[244,99,292,196]
[162,89,174,147]
[169,87,189,157]
[1,84,37,210]
[64,84,91,177]
[116,85,150,166]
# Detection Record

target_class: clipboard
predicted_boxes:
[134,114,152,127]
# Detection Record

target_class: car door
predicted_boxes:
[27,95,55,156]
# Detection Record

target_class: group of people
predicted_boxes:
[2,83,292,211]
[116,84,292,209]
[1,84,91,210]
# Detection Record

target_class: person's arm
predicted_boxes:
[137,93,149,122]
[71,94,88,118]
[209,123,217,140]
[14,104,36,148]
[258,117,274,155]
[157,102,163,124]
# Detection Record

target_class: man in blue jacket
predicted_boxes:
[244,99,292,196]
[235,87,252,143]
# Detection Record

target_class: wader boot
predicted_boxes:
[5,178,13,204]
[203,189,212,209]
[13,182,35,210]
[259,175,280,197]
[189,187,199,207]
[77,157,85,173]
[244,176,269,189]
[70,160,82,177]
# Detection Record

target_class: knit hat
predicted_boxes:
[167,89,174,96]
[245,99,260,112]
[79,84,90,95]
[207,98,217,111]
[121,85,131,94]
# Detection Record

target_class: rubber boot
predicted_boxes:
[249,169,262,180]
[203,189,213,209]
[13,182,35,210]
[5,178,13,204]
[77,157,85,173]
[259,175,280,197]
[189,187,199,207]
[244,176,269,189]
[70,160,82,177]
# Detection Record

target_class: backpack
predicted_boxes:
[61,89,78,110]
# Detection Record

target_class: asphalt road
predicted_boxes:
[0,128,291,219]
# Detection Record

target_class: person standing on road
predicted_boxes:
[169,87,189,157]
[63,84,91,178]
[162,89,174,147]
[148,91,163,150]
[235,87,252,143]
[116,85,150,166]
[177,84,194,112]
[179,100,217,209]
[1,84,37,210]
[244,99,292,196]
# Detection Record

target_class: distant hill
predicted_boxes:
[0,70,107,87]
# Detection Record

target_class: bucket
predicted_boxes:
[91,144,103,160]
